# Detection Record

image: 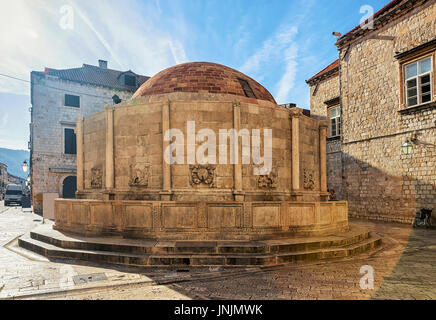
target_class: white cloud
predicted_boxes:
[240,26,297,74]
[70,3,126,70]
[276,43,298,104]
[0,0,189,96]
[155,0,162,15]
[239,25,298,102]
[0,113,8,129]
[167,40,188,65]
[0,137,27,151]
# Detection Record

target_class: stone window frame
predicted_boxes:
[64,94,81,108]
[403,56,433,107]
[397,44,436,110]
[328,105,341,138]
[119,72,138,88]
[123,74,137,87]
[62,125,77,155]
[324,97,341,138]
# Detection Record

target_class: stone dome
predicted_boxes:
[132,62,276,103]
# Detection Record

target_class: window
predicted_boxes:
[404,56,433,107]
[328,105,341,137]
[65,94,80,108]
[64,128,76,154]
[237,78,256,98]
[124,75,137,87]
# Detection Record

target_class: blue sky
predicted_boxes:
[0,0,390,150]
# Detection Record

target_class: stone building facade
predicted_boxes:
[307,61,343,199]
[30,60,149,213]
[7,173,25,186]
[307,0,436,223]
[0,163,7,197]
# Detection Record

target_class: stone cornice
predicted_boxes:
[394,38,436,60]
[324,96,341,107]
[49,167,77,174]
[306,66,339,86]
[335,0,428,49]
[319,120,329,128]
[398,100,436,115]
[289,107,304,118]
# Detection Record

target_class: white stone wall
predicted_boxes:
[0,163,7,196]
[30,73,135,213]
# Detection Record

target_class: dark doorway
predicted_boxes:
[62,176,77,199]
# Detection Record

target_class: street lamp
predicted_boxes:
[25,176,31,190]
[22,160,29,173]
[401,140,413,155]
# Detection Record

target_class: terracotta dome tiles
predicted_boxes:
[132,62,276,104]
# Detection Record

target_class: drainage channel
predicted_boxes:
[73,273,108,285]
[3,234,48,262]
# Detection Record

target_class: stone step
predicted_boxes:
[18,233,382,267]
[28,225,372,256]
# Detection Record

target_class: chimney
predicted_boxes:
[98,60,108,69]
[280,103,297,109]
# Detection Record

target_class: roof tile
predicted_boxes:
[33,64,150,92]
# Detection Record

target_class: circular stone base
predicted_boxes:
[19,222,381,267]
[54,199,349,240]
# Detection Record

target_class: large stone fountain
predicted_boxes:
[54,62,347,240]
[19,63,380,267]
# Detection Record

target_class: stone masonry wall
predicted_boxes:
[309,73,340,121]
[31,73,134,213]
[78,92,325,203]
[299,115,321,193]
[308,72,343,199]
[0,163,7,196]
[83,111,106,191]
[307,1,435,223]
[326,137,343,199]
[339,1,436,143]
[338,1,436,223]
[113,102,163,194]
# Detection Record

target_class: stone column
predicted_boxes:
[160,99,172,201]
[290,108,303,197]
[105,105,114,190]
[319,120,329,200]
[233,101,244,201]
[75,117,84,192]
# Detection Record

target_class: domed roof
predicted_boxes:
[132,62,276,103]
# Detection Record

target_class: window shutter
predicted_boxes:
[124,75,137,87]
[65,94,80,108]
[64,128,77,154]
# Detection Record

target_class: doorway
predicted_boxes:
[62,176,77,199]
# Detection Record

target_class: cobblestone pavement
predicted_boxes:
[62,220,435,300]
[0,202,435,300]
[0,205,191,299]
